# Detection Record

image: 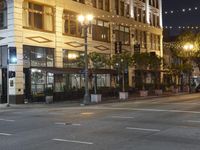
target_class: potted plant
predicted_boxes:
[45,87,53,104]
[149,53,163,95]
[133,52,150,97]
[110,51,134,100]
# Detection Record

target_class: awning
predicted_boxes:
[31,67,116,75]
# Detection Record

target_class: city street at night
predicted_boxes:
[1,94,200,150]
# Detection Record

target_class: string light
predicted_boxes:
[164,6,198,15]
[164,25,200,30]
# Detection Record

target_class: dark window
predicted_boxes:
[0,0,7,29]
[105,0,110,11]
[23,1,54,31]
[92,0,97,8]
[63,10,82,37]
[92,19,110,42]
[98,0,103,10]
[73,0,85,4]
[114,25,130,45]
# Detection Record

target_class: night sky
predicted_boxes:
[162,0,200,35]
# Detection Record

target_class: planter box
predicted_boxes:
[155,89,163,95]
[119,92,128,100]
[91,94,102,103]
[45,96,53,104]
[140,90,148,97]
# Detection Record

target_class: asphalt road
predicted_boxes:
[1,94,200,150]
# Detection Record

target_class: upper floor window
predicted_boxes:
[63,10,82,37]
[149,0,159,9]
[92,19,110,42]
[115,0,129,17]
[0,0,7,29]
[114,25,130,45]
[92,0,110,12]
[73,0,85,4]
[23,1,54,32]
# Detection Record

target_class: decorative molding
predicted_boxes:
[26,36,52,43]
[94,45,109,51]
[65,41,84,48]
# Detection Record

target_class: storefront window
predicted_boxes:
[63,50,84,68]
[31,69,54,94]
[0,0,7,29]
[23,45,54,68]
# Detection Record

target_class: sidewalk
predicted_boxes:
[0,92,192,109]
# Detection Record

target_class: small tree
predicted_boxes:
[133,52,150,90]
[149,54,163,89]
[110,51,134,92]
[89,52,107,94]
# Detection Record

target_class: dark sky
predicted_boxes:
[162,0,200,35]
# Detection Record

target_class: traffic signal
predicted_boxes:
[115,41,122,54]
[9,71,16,78]
[9,47,17,64]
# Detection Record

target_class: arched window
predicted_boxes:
[0,0,7,29]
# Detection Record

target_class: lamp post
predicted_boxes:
[78,14,93,105]
[183,43,194,93]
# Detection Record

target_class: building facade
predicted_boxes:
[0,0,163,104]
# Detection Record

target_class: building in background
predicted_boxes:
[0,0,163,104]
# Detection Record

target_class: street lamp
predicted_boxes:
[78,14,93,105]
[183,43,194,93]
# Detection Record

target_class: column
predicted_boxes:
[145,0,150,24]
[7,0,24,104]
[129,0,134,18]
[158,0,163,28]
[55,6,63,68]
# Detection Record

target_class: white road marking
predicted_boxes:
[126,127,160,132]
[52,138,93,145]
[55,122,81,126]
[111,116,134,119]
[0,133,12,136]
[0,119,15,122]
[187,120,200,123]
[86,107,200,114]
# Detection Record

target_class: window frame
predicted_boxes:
[0,0,7,29]
[22,0,55,32]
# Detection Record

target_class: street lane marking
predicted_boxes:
[0,133,12,136]
[111,116,134,119]
[52,138,93,145]
[55,122,81,126]
[126,127,160,132]
[187,120,200,123]
[0,119,15,122]
[87,107,200,114]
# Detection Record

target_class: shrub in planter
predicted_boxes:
[45,88,53,104]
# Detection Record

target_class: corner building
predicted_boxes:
[0,0,163,104]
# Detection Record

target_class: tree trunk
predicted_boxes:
[122,70,125,92]
[94,74,97,94]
